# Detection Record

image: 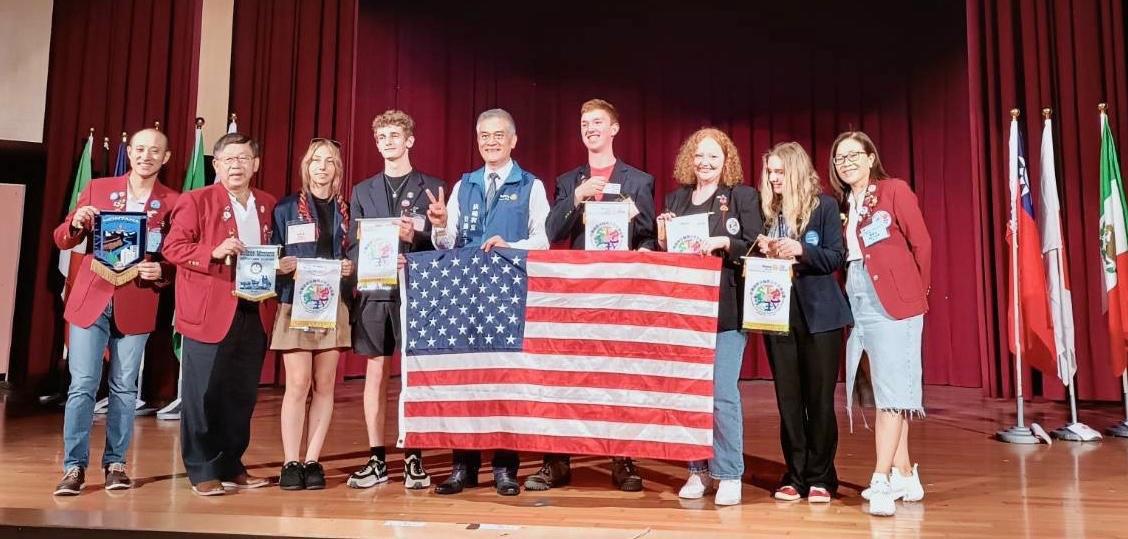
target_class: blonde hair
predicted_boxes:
[299,140,343,196]
[672,128,744,187]
[760,142,822,239]
[372,109,415,137]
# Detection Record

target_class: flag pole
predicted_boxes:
[998,108,1040,444]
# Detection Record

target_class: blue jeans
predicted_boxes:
[62,303,149,470]
[688,330,747,480]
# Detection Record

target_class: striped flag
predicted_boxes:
[397,248,721,461]
[1038,115,1076,383]
[58,132,94,298]
[1099,110,1128,377]
[1006,116,1058,376]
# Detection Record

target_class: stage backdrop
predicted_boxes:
[229,0,982,389]
[20,0,1128,402]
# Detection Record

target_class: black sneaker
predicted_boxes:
[404,454,431,489]
[53,466,85,496]
[104,463,132,491]
[611,457,643,492]
[279,461,305,490]
[303,461,326,490]
[523,458,571,491]
[346,456,387,489]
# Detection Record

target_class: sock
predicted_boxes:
[371,446,386,461]
[405,448,422,460]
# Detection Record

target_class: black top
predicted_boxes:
[312,194,335,258]
[664,184,763,331]
[384,173,411,215]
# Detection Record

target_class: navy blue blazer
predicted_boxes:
[546,161,658,250]
[771,193,853,334]
[271,192,350,304]
[664,184,763,331]
[347,170,445,301]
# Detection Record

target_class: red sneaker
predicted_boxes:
[808,486,832,503]
[774,485,801,501]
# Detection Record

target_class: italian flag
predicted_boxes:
[1099,110,1128,378]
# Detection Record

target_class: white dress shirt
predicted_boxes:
[228,189,263,247]
[433,159,550,250]
[846,194,862,262]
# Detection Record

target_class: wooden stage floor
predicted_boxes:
[1,380,1127,538]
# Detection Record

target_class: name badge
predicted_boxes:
[146,229,163,253]
[287,221,317,244]
[860,221,890,247]
[601,183,622,196]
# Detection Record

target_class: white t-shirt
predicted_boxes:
[846,195,863,262]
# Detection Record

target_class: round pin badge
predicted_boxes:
[150,200,161,209]
[804,230,820,245]
[402,199,411,208]
[872,210,892,226]
[110,192,119,201]
[406,191,415,199]
[726,217,741,235]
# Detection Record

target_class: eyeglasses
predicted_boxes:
[217,155,254,167]
[833,151,869,166]
[478,131,509,143]
[312,137,342,148]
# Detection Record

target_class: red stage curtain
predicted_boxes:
[337,1,979,385]
[228,0,358,382]
[967,0,1128,400]
[20,0,202,397]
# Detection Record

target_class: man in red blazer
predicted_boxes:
[163,132,277,496]
[52,128,178,496]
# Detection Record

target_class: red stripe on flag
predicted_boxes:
[1007,211,1058,375]
[522,338,715,364]
[403,432,712,461]
[404,400,713,429]
[406,368,713,396]
[527,277,719,302]
[524,306,716,333]
[528,249,723,271]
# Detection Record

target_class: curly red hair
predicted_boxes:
[673,128,744,186]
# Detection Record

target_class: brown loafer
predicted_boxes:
[220,472,269,489]
[191,480,225,496]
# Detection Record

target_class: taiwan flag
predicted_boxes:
[1006,115,1057,376]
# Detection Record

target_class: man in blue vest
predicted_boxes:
[424,108,550,496]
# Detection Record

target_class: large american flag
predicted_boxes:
[396,247,721,461]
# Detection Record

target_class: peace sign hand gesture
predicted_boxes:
[425,187,447,229]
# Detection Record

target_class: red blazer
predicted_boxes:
[163,183,277,343]
[851,178,932,320]
[53,175,179,334]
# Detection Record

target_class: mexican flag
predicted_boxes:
[58,132,94,299]
[1099,110,1128,378]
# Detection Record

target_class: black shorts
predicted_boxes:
[351,298,400,357]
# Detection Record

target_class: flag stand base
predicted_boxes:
[1051,423,1101,442]
[156,398,181,420]
[1106,421,1128,438]
[996,426,1040,444]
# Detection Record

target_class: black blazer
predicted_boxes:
[271,192,350,304]
[664,184,763,331]
[347,170,445,301]
[766,193,853,334]
[546,161,657,250]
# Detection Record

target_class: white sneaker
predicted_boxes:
[713,479,741,506]
[861,464,924,502]
[894,464,924,501]
[866,473,896,516]
[678,472,712,499]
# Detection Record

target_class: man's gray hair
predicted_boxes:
[476,108,516,136]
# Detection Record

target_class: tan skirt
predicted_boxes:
[270,301,352,351]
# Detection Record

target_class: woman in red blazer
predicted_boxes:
[829,131,931,517]
[51,128,177,496]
